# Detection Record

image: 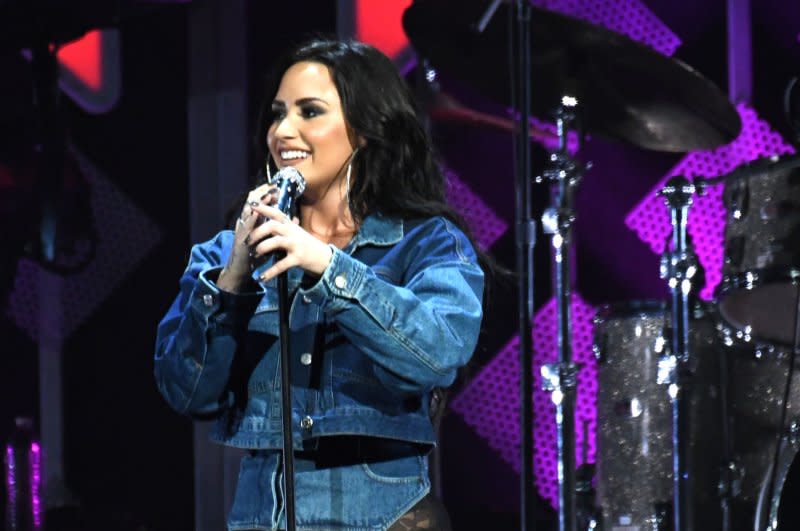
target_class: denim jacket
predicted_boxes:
[154,214,484,451]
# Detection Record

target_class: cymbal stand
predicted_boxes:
[659,176,700,531]
[539,97,587,531]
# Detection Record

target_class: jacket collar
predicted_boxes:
[346,213,403,250]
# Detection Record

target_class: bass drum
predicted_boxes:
[722,336,800,530]
[719,155,800,346]
[594,301,723,531]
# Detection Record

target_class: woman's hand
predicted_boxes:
[249,203,333,282]
[216,183,278,292]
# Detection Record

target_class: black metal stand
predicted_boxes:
[659,176,699,531]
[540,99,585,531]
[269,170,305,531]
[31,39,64,263]
[510,2,537,530]
[277,267,297,531]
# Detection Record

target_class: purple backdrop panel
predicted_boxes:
[532,0,680,56]
[445,169,508,250]
[5,148,163,342]
[451,294,597,509]
[625,104,796,299]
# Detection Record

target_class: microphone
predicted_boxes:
[252,167,306,281]
[271,166,306,217]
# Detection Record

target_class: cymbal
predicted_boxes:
[403,0,742,152]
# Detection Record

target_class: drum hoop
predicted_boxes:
[718,267,800,296]
[716,153,800,185]
[594,300,666,323]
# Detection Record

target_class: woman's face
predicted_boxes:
[267,61,357,199]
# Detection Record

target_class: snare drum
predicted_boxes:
[719,155,800,346]
[594,301,723,531]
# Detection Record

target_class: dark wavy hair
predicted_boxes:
[256,39,466,228]
[254,38,501,298]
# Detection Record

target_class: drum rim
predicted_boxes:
[721,153,800,185]
[718,267,800,296]
[594,299,667,323]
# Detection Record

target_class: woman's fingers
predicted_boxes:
[246,203,333,281]
[251,203,291,224]
[253,235,290,259]
[242,184,279,219]
[247,217,291,250]
[256,255,298,282]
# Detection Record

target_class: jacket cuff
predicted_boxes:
[299,246,367,310]
[193,267,265,327]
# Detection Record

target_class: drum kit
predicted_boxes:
[403,1,800,530]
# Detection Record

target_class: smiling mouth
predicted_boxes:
[279,150,310,162]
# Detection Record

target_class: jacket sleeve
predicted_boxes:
[154,231,265,417]
[298,218,484,395]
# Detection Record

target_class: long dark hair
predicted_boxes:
[255,38,499,292]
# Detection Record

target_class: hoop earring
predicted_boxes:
[346,149,359,207]
[265,157,274,184]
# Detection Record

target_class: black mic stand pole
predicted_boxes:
[277,264,297,531]
[512,1,537,529]
[272,179,304,531]
[260,173,304,531]
[473,2,537,527]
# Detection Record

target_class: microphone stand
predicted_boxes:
[255,172,304,531]
[473,1,537,527]
[277,262,297,531]
[512,2,537,530]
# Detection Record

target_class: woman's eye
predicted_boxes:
[301,106,322,119]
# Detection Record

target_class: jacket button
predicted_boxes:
[202,294,214,307]
[300,353,312,366]
[302,295,312,304]
[334,274,347,289]
[300,416,313,429]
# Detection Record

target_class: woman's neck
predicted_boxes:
[299,190,357,248]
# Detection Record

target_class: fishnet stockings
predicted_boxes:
[387,494,452,530]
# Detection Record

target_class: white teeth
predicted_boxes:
[280,150,309,160]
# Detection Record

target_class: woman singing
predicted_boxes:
[155,38,486,530]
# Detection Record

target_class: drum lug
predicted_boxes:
[717,460,743,499]
[787,420,800,447]
[648,502,671,531]
[657,354,676,386]
[541,362,578,394]
[724,175,749,220]
[592,331,607,363]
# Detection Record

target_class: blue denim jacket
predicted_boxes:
[154,214,483,529]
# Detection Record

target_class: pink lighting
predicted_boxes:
[625,104,796,299]
[444,169,508,250]
[451,294,597,508]
[5,444,17,526]
[532,0,681,56]
[4,436,43,530]
[448,0,680,509]
[30,442,43,530]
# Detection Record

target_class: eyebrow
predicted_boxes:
[271,97,329,107]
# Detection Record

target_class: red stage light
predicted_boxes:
[58,29,102,91]
[355,0,411,60]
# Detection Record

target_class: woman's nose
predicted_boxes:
[273,114,297,138]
